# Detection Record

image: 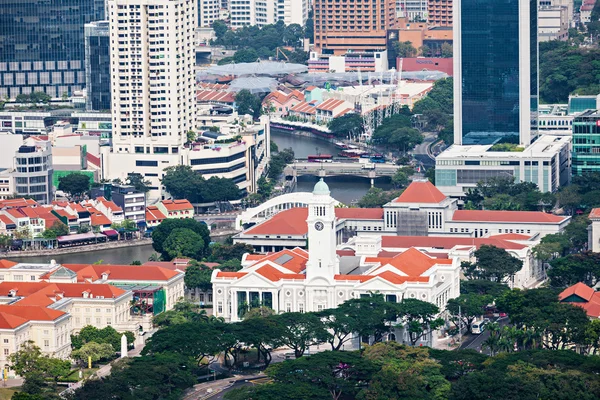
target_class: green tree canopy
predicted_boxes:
[328,113,363,138]
[162,228,205,260]
[58,173,91,198]
[161,165,241,203]
[71,342,115,365]
[357,187,401,208]
[151,218,211,258]
[235,89,262,119]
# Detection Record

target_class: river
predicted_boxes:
[270,129,391,204]
[14,244,157,265]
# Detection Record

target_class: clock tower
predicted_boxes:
[305,178,339,283]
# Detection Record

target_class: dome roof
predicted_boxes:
[313,178,330,196]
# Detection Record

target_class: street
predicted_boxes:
[459,317,509,354]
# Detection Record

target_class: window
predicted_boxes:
[298,303,304,313]
[3,349,8,356]
[43,330,49,335]
[44,340,49,348]
[217,301,223,314]
[107,319,112,325]
[30,275,35,281]
[14,275,23,281]
[286,303,292,313]
[3,339,8,344]
[136,160,158,167]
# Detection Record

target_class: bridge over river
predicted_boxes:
[284,159,401,184]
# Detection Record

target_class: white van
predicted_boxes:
[471,319,488,334]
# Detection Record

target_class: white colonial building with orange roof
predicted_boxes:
[212,179,461,333]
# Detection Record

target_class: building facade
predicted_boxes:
[453,0,537,146]
[229,0,308,28]
[314,0,396,55]
[13,140,54,204]
[572,110,600,176]
[428,0,452,26]
[397,0,428,21]
[85,21,111,111]
[0,0,105,99]
[435,135,571,197]
[538,5,569,42]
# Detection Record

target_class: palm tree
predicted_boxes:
[483,322,501,356]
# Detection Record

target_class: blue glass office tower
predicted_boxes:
[453,0,538,146]
[0,0,104,99]
[85,21,111,111]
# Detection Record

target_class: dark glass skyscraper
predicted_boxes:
[85,21,111,111]
[0,0,104,99]
[453,0,538,146]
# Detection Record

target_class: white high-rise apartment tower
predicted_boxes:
[107,0,196,154]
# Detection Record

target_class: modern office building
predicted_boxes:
[428,0,452,26]
[199,0,220,27]
[453,0,538,146]
[435,135,571,197]
[229,0,309,28]
[13,139,54,204]
[0,0,105,99]
[572,110,600,176]
[314,0,396,55]
[397,0,428,21]
[84,21,111,111]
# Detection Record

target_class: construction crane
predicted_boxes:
[275,47,289,62]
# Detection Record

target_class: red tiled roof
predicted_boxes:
[0,215,14,226]
[336,249,356,257]
[376,270,429,284]
[246,208,309,236]
[335,208,383,220]
[246,207,384,237]
[0,198,38,209]
[336,108,353,118]
[98,198,123,213]
[161,199,193,211]
[0,305,65,322]
[56,264,179,282]
[53,209,78,221]
[381,235,527,250]
[366,247,452,276]
[305,85,317,91]
[216,271,247,279]
[589,208,600,220]
[393,181,446,203]
[5,209,25,219]
[255,265,305,282]
[86,153,101,167]
[90,213,112,226]
[559,282,595,302]
[0,312,29,329]
[196,90,236,104]
[316,98,345,112]
[334,274,372,282]
[0,260,17,269]
[290,101,316,115]
[258,249,308,273]
[452,210,567,223]
[146,206,167,222]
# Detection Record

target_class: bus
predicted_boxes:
[307,154,333,162]
[471,319,489,334]
[370,154,386,163]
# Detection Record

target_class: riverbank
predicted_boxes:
[5,238,153,258]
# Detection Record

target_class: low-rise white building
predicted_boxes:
[435,135,572,197]
[213,180,461,345]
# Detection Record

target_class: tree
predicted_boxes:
[126,172,152,194]
[361,342,451,400]
[393,41,417,58]
[209,243,254,262]
[162,165,202,201]
[283,23,304,46]
[557,185,582,215]
[271,312,330,358]
[235,89,262,119]
[334,296,399,346]
[391,166,413,189]
[238,316,281,366]
[267,351,376,400]
[162,228,205,260]
[398,298,444,346]
[200,176,241,202]
[9,341,42,376]
[441,42,453,58]
[212,20,228,38]
[152,301,211,327]
[548,252,600,288]
[473,245,523,282]
[71,326,135,352]
[184,261,212,293]
[9,341,70,394]
[447,293,491,334]
[72,342,115,366]
[41,221,69,239]
[58,173,91,198]
[30,91,51,104]
[328,113,363,138]
[151,218,211,258]
[357,188,401,208]
[460,280,510,297]
[16,93,30,103]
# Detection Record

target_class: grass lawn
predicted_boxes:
[61,368,99,382]
[0,388,17,400]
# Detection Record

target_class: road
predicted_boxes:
[412,132,437,169]
[459,317,509,354]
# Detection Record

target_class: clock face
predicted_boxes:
[314,221,324,231]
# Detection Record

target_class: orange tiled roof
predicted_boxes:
[246,208,309,236]
[452,210,567,223]
[290,101,316,115]
[0,198,38,209]
[0,304,65,322]
[316,98,345,112]
[0,215,14,226]
[90,212,112,226]
[589,208,600,220]
[98,198,123,213]
[196,90,236,104]
[161,199,193,211]
[86,153,101,167]
[257,249,308,273]
[54,264,179,282]
[335,208,384,220]
[0,312,29,329]
[393,181,446,203]
[488,233,532,241]
[216,271,247,279]
[559,282,600,318]
[146,206,167,222]
[366,247,452,276]
[255,265,305,282]
[0,260,17,269]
